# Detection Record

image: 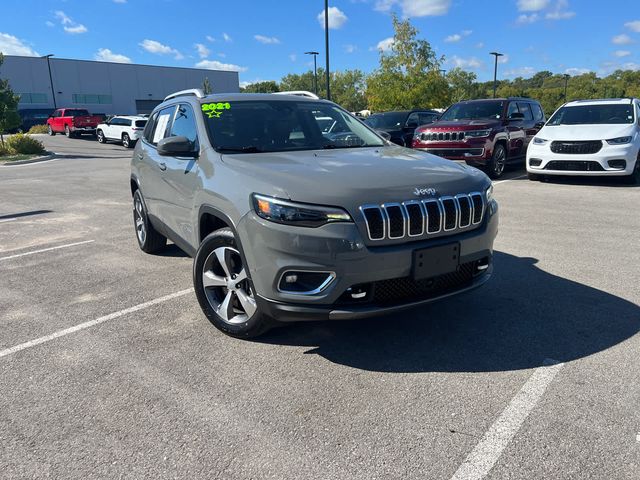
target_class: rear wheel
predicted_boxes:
[194,228,272,338]
[122,133,132,148]
[484,144,507,179]
[132,189,166,253]
[47,125,55,136]
[64,125,73,138]
[96,129,106,143]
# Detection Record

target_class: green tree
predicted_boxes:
[241,80,280,93]
[202,77,213,95]
[0,53,21,146]
[446,68,482,102]
[366,15,447,110]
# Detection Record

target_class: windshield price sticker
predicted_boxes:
[202,102,231,118]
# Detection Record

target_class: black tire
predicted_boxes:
[622,158,640,185]
[193,228,272,338]
[527,171,541,181]
[64,125,73,138]
[122,133,132,148]
[47,125,55,136]
[96,129,106,143]
[132,189,167,253]
[484,144,507,179]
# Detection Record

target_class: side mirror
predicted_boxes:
[508,112,525,121]
[157,136,198,157]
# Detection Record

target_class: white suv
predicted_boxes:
[96,115,148,148]
[527,98,640,184]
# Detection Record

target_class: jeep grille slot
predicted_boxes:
[422,131,465,142]
[360,192,485,241]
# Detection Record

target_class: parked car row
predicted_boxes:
[45,108,148,148]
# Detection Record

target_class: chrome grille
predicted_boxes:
[360,192,485,242]
[420,131,466,142]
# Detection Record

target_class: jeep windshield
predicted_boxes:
[547,104,635,125]
[203,100,384,153]
[439,102,504,121]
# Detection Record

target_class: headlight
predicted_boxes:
[465,129,492,138]
[252,194,352,227]
[485,184,494,203]
[533,137,549,145]
[606,136,632,145]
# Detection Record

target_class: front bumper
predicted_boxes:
[527,142,639,176]
[237,202,498,320]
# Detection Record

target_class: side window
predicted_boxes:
[122,119,132,127]
[517,102,533,121]
[419,113,437,125]
[143,112,158,143]
[531,103,545,122]
[169,104,198,147]
[507,102,519,119]
[406,112,420,126]
[53,110,62,118]
[110,118,121,126]
[150,106,176,146]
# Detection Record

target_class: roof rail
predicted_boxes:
[164,88,205,102]
[274,90,320,100]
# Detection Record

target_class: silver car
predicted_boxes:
[130,89,499,337]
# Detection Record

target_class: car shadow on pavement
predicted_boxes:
[538,176,639,188]
[256,251,640,372]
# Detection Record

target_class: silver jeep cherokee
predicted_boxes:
[130,89,499,337]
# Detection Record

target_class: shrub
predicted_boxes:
[0,143,11,156]
[27,124,49,134]
[5,133,45,155]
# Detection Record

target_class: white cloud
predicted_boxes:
[445,30,471,42]
[196,59,247,72]
[139,39,183,59]
[113,0,127,3]
[517,13,539,24]
[254,34,281,44]
[0,32,39,56]
[476,42,485,49]
[223,33,232,42]
[94,48,132,63]
[206,35,215,43]
[373,37,395,52]
[289,54,297,62]
[317,6,348,29]
[517,0,549,11]
[374,0,451,17]
[504,66,536,77]
[195,43,209,58]
[545,0,575,20]
[449,56,483,69]
[614,50,631,58]
[54,11,88,34]
[612,34,633,45]
[45,21,54,27]
[344,44,357,53]
[625,20,640,32]
[564,67,589,75]
[499,54,509,64]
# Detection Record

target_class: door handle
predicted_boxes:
[158,162,167,171]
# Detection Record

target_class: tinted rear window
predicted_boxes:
[135,120,147,127]
[65,109,90,117]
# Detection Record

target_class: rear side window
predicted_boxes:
[110,118,123,126]
[122,119,132,127]
[143,112,157,143]
[150,105,176,145]
[517,103,533,121]
[169,104,198,146]
[531,103,544,121]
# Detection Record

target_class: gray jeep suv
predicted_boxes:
[130,90,499,337]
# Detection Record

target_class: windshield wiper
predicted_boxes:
[216,145,263,153]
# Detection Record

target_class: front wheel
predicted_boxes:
[484,144,507,179]
[622,157,640,185]
[193,228,272,338]
[96,129,106,143]
[47,125,55,136]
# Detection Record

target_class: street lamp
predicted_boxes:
[439,69,447,75]
[490,52,504,98]
[563,74,570,101]
[324,0,331,101]
[42,54,57,109]
[305,51,319,95]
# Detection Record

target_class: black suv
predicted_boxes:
[365,110,440,147]
[412,98,546,178]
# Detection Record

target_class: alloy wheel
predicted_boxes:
[123,134,130,148]
[133,194,146,245]
[202,246,257,325]
[494,148,506,176]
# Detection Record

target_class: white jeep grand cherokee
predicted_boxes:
[527,98,640,184]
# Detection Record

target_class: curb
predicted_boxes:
[0,152,57,166]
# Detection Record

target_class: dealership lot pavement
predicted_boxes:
[1,135,639,479]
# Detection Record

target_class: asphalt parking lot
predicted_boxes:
[1,134,639,479]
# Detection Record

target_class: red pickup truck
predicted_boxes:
[47,108,103,138]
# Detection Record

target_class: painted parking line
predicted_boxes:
[493,174,528,185]
[0,240,95,262]
[449,359,565,480]
[0,288,194,359]
[0,218,17,224]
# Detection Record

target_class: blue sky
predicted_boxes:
[1,0,639,86]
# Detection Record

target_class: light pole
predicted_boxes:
[305,51,319,95]
[490,52,503,98]
[324,0,331,100]
[439,69,447,75]
[42,54,57,109]
[563,74,570,100]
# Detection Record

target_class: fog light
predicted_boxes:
[474,257,490,275]
[608,159,626,170]
[278,271,335,295]
[529,158,542,167]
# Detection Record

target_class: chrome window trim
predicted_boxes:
[402,200,425,237]
[277,270,336,295]
[422,198,443,234]
[382,203,407,239]
[359,205,386,241]
[440,196,458,232]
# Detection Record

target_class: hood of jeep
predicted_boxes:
[221,145,490,214]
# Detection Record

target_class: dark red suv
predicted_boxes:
[411,98,545,178]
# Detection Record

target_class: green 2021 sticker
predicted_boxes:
[202,102,231,118]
